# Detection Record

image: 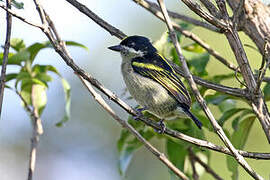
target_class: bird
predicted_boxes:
[108,35,202,132]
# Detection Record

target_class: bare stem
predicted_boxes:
[0,0,12,119]
[188,147,223,180]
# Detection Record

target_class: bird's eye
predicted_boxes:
[130,42,135,47]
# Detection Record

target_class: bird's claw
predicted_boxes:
[156,119,166,134]
[133,107,147,121]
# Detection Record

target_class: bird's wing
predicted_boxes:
[131,54,191,107]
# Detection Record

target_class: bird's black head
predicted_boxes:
[108,35,157,58]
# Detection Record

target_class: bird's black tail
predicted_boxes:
[183,108,202,129]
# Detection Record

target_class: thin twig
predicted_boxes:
[188,147,223,180]
[232,0,245,28]
[255,40,270,94]
[235,66,247,88]
[0,0,12,119]
[188,148,199,180]
[178,0,228,29]
[133,0,238,72]
[143,0,219,32]
[2,0,266,160]
[0,3,43,29]
[65,0,126,39]
[170,63,248,98]
[157,0,263,179]
[76,74,189,180]
[216,0,270,144]
[199,0,220,17]
[15,89,43,180]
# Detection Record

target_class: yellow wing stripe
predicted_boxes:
[132,62,164,72]
[156,53,176,73]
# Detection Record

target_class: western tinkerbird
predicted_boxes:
[108,35,202,132]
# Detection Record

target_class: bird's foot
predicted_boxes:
[133,106,147,121]
[156,119,166,134]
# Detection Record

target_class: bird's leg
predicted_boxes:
[156,119,166,134]
[133,106,147,121]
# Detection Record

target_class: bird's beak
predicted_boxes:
[108,44,123,52]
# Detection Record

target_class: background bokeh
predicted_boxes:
[0,0,270,179]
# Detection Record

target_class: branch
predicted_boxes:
[1,0,269,161]
[0,3,245,100]
[142,0,219,32]
[255,40,270,93]
[0,4,43,29]
[178,0,227,29]
[157,0,263,179]
[15,89,43,180]
[0,0,12,119]
[188,148,199,180]
[216,0,270,144]
[65,0,126,39]
[133,0,238,72]
[188,147,223,180]
[170,62,248,98]
[76,74,189,180]
[27,85,43,180]
[199,0,220,17]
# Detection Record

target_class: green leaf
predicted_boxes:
[26,40,87,63]
[227,156,238,180]
[117,130,142,175]
[227,116,255,179]
[11,0,24,9]
[21,78,48,90]
[183,49,210,76]
[32,84,47,115]
[166,139,187,172]
[183,43,205,53]
[26,42,51,63]
[218,108,247,127]
[0,51,29,65]
[118,145,138,175]
[211,73,234,83]
[218,99,236,112]
[117,116,155,175]
[263,83,270,101]
[56,78,71,127]
[35,73,53,84]
[20,84,31,106]
[10,38,25,51]
[232,116,255,149]
[65,41,89,51]
[232,109,253,131]
[33,64,61,76]
[205,94,228,105]
[5,73,18,82]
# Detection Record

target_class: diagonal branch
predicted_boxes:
[188,147,223,180]
[1,0,270,161]
[77,74,189,180]
[66,0,126,39]
[0,0,12,119]
[157,0,263,179]
[143,0,219,32]
[216,0,270,144]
